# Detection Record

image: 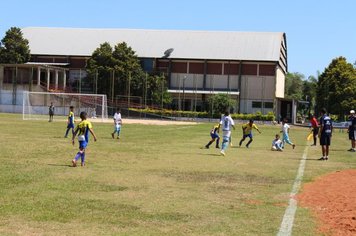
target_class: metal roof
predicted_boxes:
[22,27,286,62]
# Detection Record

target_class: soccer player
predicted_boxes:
[309,114,319,146]
[205,125,220,149]
[318,108,333,160]
[280,118,296,149]
[347,109,355,152]
[239,119,261,148]
[218,111,235,156]
[64,106,75,138]
[111,108,122,140]
[48,102,55,122]
[71,111,97,167]
[271,134,283,151]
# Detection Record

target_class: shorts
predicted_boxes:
[79,140,88,149]
[210,133,219,139]
[320,134,331,146]
[67,123,74,129]
[349,130,355,141]
[242,133,253,139]
[114,125,121,134]
[312,127,319,136]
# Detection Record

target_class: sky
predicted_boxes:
[1,0,355,78]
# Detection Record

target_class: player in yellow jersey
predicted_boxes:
[71,111,97,167]
[239,119,261,148]
[64,106,75,138]
[205,125,220,149]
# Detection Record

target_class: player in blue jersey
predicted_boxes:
[64,106,75,138]
[205,125,220,149]
[71,111,97,167]
[218,111,235,156]
[347,110,356,152]
[318,108,333,160]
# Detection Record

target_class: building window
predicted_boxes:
[224,63,240,75]
[241,64,257,75]
[207,63,222,75]
[252,101,262,108]
[264,102,274,108]
[259,65,275,76]
[171,62,188,73]
[189,62,204,74]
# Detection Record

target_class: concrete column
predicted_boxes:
[46,68,50,91]
[37,67,41,86]
[55,70,59,90]
[63,70,66,91]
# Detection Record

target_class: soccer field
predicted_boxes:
[0,113,355,235]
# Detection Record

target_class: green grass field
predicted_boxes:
[0,113,355,236]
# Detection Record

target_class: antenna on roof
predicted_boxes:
[162,48,174,58]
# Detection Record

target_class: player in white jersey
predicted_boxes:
[111,108,122,140]
[280,118,295,149]
[218,111,235,156]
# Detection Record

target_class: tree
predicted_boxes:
[0,27,30,64]
[285,72,304,100]
[86,42,115,97]
[112,42,144,97]
[147,74,172,107]
[316,57,356,118]
[208,93,236,114]
[302,75,318,114]
[87,42,146,100]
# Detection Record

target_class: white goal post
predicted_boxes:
[23,91,108,121]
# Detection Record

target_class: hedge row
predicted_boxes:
[129,108,275,121]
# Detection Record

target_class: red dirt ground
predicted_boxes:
[297,169,356,236]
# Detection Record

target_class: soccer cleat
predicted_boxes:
[216,146,220,149]
[292,144,296,149]
[350,149,356,152]
[318,157,326,161]
[230,143,233,147]
[72,160,77,167]
[220,150,225,156]
[245,145,249,148]
[111,133,115,139]
[205,145,209,149]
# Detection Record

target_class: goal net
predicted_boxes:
[23,91,108,121]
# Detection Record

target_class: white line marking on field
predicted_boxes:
[277,146,309,236]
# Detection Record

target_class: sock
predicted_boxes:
[81,152,86,164]
[65,128,70,137]
[246,139,253,147]
[221,137,229,151]
[206,140,213,147]
[216,138,220,147]
[74,152,81,161]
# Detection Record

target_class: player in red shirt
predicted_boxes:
[310,114,319,146]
